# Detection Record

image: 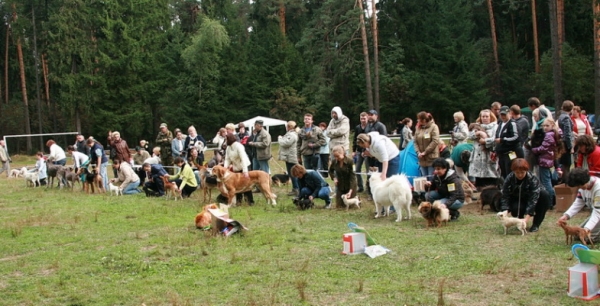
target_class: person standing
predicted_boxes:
[171,130,186,160]
[491,102,502,124]
[86,138,109,190]
[318,122,330,178]
[531,118,562,209]
[107,131,132,177]
[224,133,254,205]
[297,113,326,171]
[156,123,174,173]
[329,145,358,209]
[248,120,272,173]
[510,105,529,159]
[278,121,300,196]
[400,118,414,150]
[326,106,350,154]
[451,111,469,146]
[74,134,89,155]
[469,109,500,188]
[414,112,440,179]
[0,140,9,177]
[352,112,369,193]
[494,106,520,179]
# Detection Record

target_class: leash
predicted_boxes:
[270,157,287,173]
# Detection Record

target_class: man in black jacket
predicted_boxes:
[495,106,520,179]
[352,112,369,193]
[425,158,465,221]
[558,100,575,184]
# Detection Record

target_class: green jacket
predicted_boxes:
[170,163,198,190]
[156,130,173,154]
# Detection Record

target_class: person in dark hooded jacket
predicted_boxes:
[500,158,550,233]
[425,158,465,220]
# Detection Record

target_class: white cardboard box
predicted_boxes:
[342,232,366,255]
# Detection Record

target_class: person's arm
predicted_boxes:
[119,164,135,189]
[315,129,326,148]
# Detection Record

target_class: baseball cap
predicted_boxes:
[368,109,378,115]
[499,106,509,115]
[160,123,167,128]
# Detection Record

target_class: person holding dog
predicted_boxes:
[184,125,206,165]
[110,158,141,195]
[425,158,465,221]
[46,139,67,166]
[167,157,198,198]
[291,164,332,209]
[557,168,600,243]
[500,158,550,233]
[223,133,255,205]
[329,145,357,209]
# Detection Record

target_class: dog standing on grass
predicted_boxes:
[341,189,361,211]
[369,170,412,222]
[497,211,527,236]
[78,166,105,194]
[557,220,594,247]
[161,176,183,201]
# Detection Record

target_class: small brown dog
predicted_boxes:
[195,204,218,229]
[558,220,594,247]
[161,176,183,201]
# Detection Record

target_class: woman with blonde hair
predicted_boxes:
[329,145,357,209]
[451,111,469,146]
[532,117,563,209]
[278,120,300,195]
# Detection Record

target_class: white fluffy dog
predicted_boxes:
[369,171,413,222]
[24,170,40,187]
[341,189,361,211]
[108,183,122,196]
[497,210,527,236]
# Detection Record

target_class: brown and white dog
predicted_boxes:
[211,165,277,206]
[417,201,450,228]
[161,176,183,201]
[77,167,105,194]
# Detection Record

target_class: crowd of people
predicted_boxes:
[3,98,600,240]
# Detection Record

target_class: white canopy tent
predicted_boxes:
[235,116,288,134]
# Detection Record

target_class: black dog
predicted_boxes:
[272,173,290,187]
[293,197,314,210]
[479,185,502,212]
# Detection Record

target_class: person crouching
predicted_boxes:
[425,158,465,221]
[291,164,332,209]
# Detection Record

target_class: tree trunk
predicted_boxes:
[487,0,500,73]
[32,6,44,151]
[549,0,564,110]
[279,1,286,36]
[357,0,373,110]
[16,37,32,152]
[42,53,50,106]
[594,0,600,115]
[532,0,540,73]
[371,0,380,112]
[557,0,565,44]
[5,20,10,104]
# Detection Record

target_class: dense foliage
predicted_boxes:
[0,0,595,152]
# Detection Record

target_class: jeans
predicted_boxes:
[355,153,366,190]
[425,190,464,211]
[122,180,141,194]
[419,165,434,180]
[99,162,109,190]
[286,162,299,190]
[386,154,400,178]
[252,157,270,173]
[299,186,331,205]
[538,166,555,204]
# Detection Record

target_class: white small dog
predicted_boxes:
[24,170,40,187]
[369,170,413,222]
[108,183,122,196]
[9,169,20,178]
[341,189,361,211]
[497,210,527,236]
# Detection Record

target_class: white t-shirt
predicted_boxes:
[575,118,587,136]
[71,151,89,168]
[50,144,66,161]
[564,177,600,231]
[367,132,399,162]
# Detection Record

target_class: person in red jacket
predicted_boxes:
[575,135,600,176]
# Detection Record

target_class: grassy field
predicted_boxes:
[0,153,595,305]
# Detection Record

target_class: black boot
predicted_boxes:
[450,210,460,221]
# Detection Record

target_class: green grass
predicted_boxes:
[0,154,594,305]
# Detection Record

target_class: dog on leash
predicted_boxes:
[558,220,594,247]
[341,189,361,211]
[293,197,314,210]
[271,173,290,187]
[64,167,81,190]
[161,176,183,201]
[107,182,123,196]
[24,170,40,187]
[479,185,502,212]
[497,211,527,236]
[9,167,27,178]
[77,167,105,194]
[198,165,218,203]
[417,201,450,228]
[369,169,412,222]
[212,165,277,206]
[46,160,66,188]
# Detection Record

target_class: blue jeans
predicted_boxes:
[286,162,299,190]
[355,153,366,190]
[99,162,109,190]
[122,180,141,194]
[193,170,201,187]
[420,166,434,180]
[538,166,555,201]
[252,157,270,173]
[386,154,400,178]
[299,186,331,205]
[425,190,464,211]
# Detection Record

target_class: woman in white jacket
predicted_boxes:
[451,111,469,145]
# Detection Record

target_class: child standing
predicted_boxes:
[532,118,563,209]
[33,152,47,186]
